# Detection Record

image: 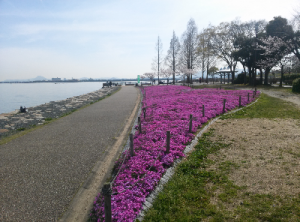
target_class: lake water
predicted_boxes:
[0,81,157,114]
[0,82,106,114]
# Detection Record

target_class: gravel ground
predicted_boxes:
[233,86,300,108]
[0,86,119,140]
[208,118,300,196]
[0,86,138,221]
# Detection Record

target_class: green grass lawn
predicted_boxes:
[191,84,228,90]
[141,93,300,222]
[221,93,300,120]
[192,83,300,94]
[242,84,294,94]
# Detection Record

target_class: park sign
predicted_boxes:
[137,75,140,83]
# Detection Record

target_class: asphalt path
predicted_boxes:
[0,86,139,221]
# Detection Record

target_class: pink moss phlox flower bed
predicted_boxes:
[90,85,259,221]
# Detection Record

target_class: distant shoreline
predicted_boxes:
[0,86,120,139]
[0,78,178,84]
[0,80,126,84]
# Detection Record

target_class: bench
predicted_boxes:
[102,83,110,88]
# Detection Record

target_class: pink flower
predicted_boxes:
[90,85,259,221]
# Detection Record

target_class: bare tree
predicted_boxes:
[174,64,185,84]
[140,74,146,83]
[165,31,181,84]
[207,66,219,84]
[152,36,163,83]
[177,67,198,85]
[143,72,156,85]
[209,20,243,83]
[179,18,199,84]
[160,68,173,85]
[197,27,218,83]
[291,8,300,31]
[197,29,207,80]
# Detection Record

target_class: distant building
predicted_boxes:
[52,77,61,81]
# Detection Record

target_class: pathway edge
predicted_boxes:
[59,87,141,222]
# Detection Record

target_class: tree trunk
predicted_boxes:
[173,47,175,85]
[248,66,252,85]
[264,67,271,85]
[243,65,246,85]
[173,73,175,85]
[280,65,284,87]
[231,63,236,84]
[253,68,256,87]
[259,68,263,85]
[157,42,160,83]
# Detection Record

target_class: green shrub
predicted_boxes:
[269,77,278,84]
[283,73,300,85]
[292,78,300,93]
[234,73,249,84]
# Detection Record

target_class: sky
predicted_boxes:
[0,0,299,81]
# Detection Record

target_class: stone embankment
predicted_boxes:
[0,86,120,139]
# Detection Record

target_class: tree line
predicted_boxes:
[144,11,300,87]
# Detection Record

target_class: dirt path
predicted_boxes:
[259,88,300,108]
[236,86,300,108]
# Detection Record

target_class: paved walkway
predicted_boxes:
[0,86,139,221]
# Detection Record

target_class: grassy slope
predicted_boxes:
[142,94,300,222]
